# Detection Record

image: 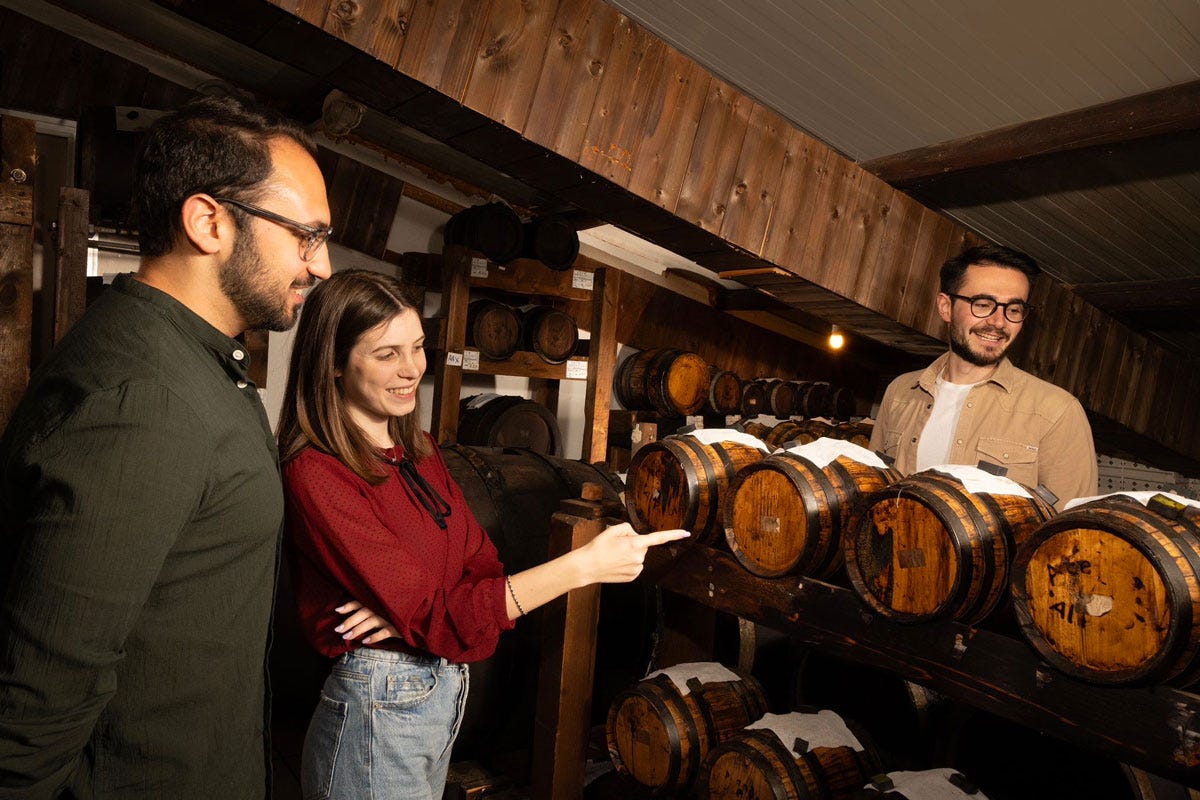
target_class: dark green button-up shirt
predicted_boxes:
[0,274,283,799]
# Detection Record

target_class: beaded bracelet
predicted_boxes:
[506,575,526,617]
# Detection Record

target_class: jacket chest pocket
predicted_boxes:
[976,437,1038,485]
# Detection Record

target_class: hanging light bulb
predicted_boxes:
[828,324,845,350]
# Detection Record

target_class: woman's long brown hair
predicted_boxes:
[277,269,432,483]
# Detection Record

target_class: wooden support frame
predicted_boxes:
[0,115,36,428]
[53,187,90,345]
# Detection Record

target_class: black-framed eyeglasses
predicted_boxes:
[213,197,333,262]
[948,293,1032,323]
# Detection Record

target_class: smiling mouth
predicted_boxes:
[387,388,415,398]
[974,329,1007,343]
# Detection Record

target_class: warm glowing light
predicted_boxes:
[828,325,845,350]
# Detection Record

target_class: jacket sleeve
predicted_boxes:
[0,384,208,795]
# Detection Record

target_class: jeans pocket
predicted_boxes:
[301,693,349,800]
[380,664,438,708]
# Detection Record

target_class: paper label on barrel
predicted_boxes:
[565,360,588,380]
[748,711,863,754]
[646,662,740,695]
[470,258,488,278]
[462,350,480,371]
[445,351,464,367]
[571,270,594,290]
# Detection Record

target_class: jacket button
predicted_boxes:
[956,438,963,445]
[926,403,932,410]
[911,437,917,443]
[1003,453,1010,459]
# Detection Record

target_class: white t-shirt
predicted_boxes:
[915,377,977,471]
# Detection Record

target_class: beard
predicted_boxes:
[949,323,1011,367]
[219,225,308,332]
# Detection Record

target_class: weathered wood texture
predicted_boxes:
[316,147,405,259]
[53,188,90,345]
[0,116,36,429]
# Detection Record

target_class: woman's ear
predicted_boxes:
[179,194,227,256]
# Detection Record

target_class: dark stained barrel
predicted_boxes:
[615,349,711,416]
[759,379,800,419]
[830,421,872,448]
[1011,495,1200,687]
[626,435,765,544]
[466,298,521,361]
[844,469,1054,625]
[520,215,579,270]
[606,665,768,796]
[794,381,832,418]
[726,453,899,578]
[445,201,524,263]
[520,305,579,364]
[705,369,744,416]
[698,710,883,800]
[741,380,767,417]
[457,394,561,456]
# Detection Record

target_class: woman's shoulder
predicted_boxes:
[283,445,357,485]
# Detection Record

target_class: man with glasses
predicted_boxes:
[0,94,332,798]
[869,245,1097,509]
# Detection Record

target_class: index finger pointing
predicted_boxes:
[636,529,691,547]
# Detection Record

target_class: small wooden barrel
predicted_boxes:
[726,453,900,578]
[1011,495,1200,687]
[844,470,1054,625]
[520,305,578,364]
[457,395,562,456]
[827,387,857,420]
[830,421,872,448]
[857,769,983,799]
[521,215,579,270]
[699,712,883,800]
[466,298,521,361]
[760,379,800,419]
[794,382,832,418]
[741,381,768,417]
[737,420,774,441]
[445,201,524,263]
[626,436,765,543]
[705,369,744,416]
[606,668,768,796]
[763,420,806,449]
[615,349,710,416]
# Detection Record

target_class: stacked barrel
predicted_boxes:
[465,298,578,364]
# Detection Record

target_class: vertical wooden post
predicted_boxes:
[531,484,619,800]
[583,268,619,463]
[0,115,36,429]
[53,187,90,345]
[432,244,470,443]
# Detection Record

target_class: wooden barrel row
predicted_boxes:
[446,202,579,269]
[741,379,857,419]
[466,298,579,363]
[760,418,874,450]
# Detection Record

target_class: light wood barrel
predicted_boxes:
[766,419,835,449]
[466,298,521,361]
[1011,495,1200,687]
[699,714,882,800]
[844,470,1054,625]
[606,669,768,796]
[457,395,561,456]
[520,305,578,364]
[626,436,765,543]
[830,421,872,448]
[615,349,710,416]
[705,369,744,416]
[726,453,900,578]
[737,420,774,441]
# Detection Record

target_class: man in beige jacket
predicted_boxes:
[869,244,1097,509]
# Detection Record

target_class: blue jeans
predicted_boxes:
[301,648,470,800]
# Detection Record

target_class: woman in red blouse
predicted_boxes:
[277,269,685,800]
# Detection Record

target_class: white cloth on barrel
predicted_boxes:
[929,464,1032,498]
[747,710,863,756]
[645,662,740,695]
[783,438,888,470]
[685,429,771,453]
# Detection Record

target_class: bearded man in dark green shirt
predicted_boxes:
[0,95,333,798]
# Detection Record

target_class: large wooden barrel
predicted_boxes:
[520,305,578,364]
[844,469,1055,625]
[615,349,711,416]
[445,201,524,263]
[699,711,882,800]
[457,394,561,456]
[606,664,768,796]
[726,452,900,578]
[520,215,579,270]
[1011,495,1200,687]
[466,298,521,361]
[705,369,744,416]
[626,435,766,543]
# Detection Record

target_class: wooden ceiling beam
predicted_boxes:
[1070,276,1200,312]
[863,79,1200,187]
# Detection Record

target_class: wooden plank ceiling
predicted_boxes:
[16,0,1200,473]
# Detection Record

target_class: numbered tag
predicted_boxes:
[463,350,480,371]
[469,258,489,278]
[445,351,464,367]
[571,270,594,291]
[565,360,589,380]
[686,415,704,429]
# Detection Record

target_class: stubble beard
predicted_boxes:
[949,324,1011,368]
[219,225,303,333]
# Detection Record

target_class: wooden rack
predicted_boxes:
[429,244,620,462]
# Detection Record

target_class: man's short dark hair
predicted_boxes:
[939,244,1041,295]
[134,94,316,258]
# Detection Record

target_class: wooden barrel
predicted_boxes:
[830,421,872,448]
[520,305,578,364]
[726,453,900,578]
[520,215,579,270]
[794,382,832,418]
[741,381,767,417]
[760,379,800,419]
[844,470,1055,625]
[466,298,521,361]
[457,394,561,456]
[615,349,710,416]
[857,769,983,799]
[1011,495,1200,687]
[705,369,744,416]
[737,420,774,441]
[699,711,882,800]
[445,201,524,263]
[606,666,768,796]
[626,435,765,543]
[827,387,857,420]
[763,420,805,449]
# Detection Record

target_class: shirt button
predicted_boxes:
[926,403,932,410]
[1003,452,1010,459]
[232,349,245,361]
[956,438,963,445]
[911,437,917,443]
[966,402,973,408]
[237,381,248,389]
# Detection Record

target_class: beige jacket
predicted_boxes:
[868,353,1098,509]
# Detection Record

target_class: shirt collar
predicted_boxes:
[112,273,252,382]
[915,352,1015,395]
